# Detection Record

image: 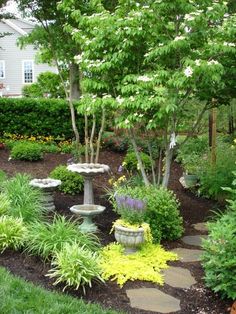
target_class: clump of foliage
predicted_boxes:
[0,194,11,216]
[22,71,66,99]
[202,206,236,299]
[0,170,7,187]
[100,243,178,287]
[47,243,104,293]
[0,216,27,252]
[197,143,236,199]
[2,174,45,223]
[123,151,152,173]
[112,194,146,225]
[25,215,100,261]
[50,165,83,195]
[10,142,43,161]
[114,186,183,243]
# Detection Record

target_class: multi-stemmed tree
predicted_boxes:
[61,0,235,186]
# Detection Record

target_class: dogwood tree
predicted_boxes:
[62,0,235,185]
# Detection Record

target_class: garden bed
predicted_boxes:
[0,148,231,314]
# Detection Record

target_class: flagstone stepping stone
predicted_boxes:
[181,235,208,247]
[192,222,208,232]
[126,288,181,313]
[162,266,196,288]
[171,248,203,262]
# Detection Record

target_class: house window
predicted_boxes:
[0,61,5,79]
[23,60,34,83]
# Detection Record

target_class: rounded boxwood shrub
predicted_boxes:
[123,151,152,173]
[50,165,83,195]
[114,186,183,243]
[10,142,43,161]
[201,207,236,299]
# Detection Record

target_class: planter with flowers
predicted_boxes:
[111,194,152,254]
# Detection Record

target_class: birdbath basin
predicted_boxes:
[70,204,106,232]
[67,163,110,204]
[30,178,61,211]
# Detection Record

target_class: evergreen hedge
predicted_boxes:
[0,98,83,139]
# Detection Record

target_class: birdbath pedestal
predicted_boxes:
[67,163,110,232]
[30,178,61,211]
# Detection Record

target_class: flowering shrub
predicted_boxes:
[100,243,178,287]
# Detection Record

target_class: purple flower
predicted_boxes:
[117,165,123,173]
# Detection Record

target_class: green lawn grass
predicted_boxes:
[0,267,120,314]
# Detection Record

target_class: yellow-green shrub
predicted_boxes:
[100,243,178,287]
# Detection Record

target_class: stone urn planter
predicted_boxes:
[114,224,145,255]
[29,178,61,211]
[183,173,198,188]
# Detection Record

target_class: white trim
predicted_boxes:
[0,60,5,79]
[3,19,27,36]
[22,60,34,84]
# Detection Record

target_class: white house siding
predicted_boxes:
[0,20,57,96]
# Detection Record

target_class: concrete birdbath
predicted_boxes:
[67,163,110,232]
[30,178,61,211]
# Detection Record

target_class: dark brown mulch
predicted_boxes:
[0,148,231,314]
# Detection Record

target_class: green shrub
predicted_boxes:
[102,132,129,152]
[25,215,100,261]
[41,143,59,154]
[0,216,26,252]
[197,143,236,199]
[176,135,208,163]
[201,207,236,299]
[50,165,83,195]
[47,243,104,292]
[114,186,183,243]
[22,71,66,99]
[2,174,45,223]
[0,98,84,139]
[123,151,152,173]
[10,142,43,161]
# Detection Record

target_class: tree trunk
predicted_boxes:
[95,108,106,163]
[162,145,173,188]
[129,129,150,186]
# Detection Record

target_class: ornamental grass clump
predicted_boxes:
[0,216,27,252]
[0,193,11,216]
[2,174,45,223]
[100,243,178,287]
[47,243,104,293]
[25,215,100,261]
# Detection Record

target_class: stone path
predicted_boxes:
[125,224,207,313]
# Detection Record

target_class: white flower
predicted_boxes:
[86,107,91,112]
[125,119,129,124]
[129,96,135,101]
[174,35,185,41]
[223,42,235,47]
[137,75,152,82]
[158,43,164,46]
[184,14,195,21]
[103,94,112,99]
[143,5,150,9]
[139,114,144,117]
[74,54,83,64]
[207,60,219,65]
[134,113,138,116]
[184,66,193,77]
[184,26,191,33]
[195,59,201,66]
[116,96,124,104]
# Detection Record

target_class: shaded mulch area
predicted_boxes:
[0,148,231,314]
